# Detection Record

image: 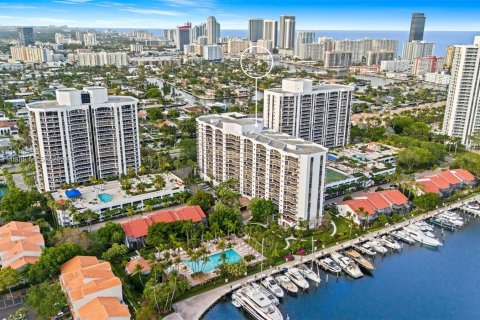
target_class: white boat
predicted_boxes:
[285,268,310,289]
[414,221,435,232]
[317,257,342,274]
[438,212,464,227]
[353,244,376,257]
[232,296,241,308]
[403,227,443,247]
[408,224,436,238]
[330,252,363,279]
[274,275,298,294]
[345,249,375,272]
[463,201,480,216]
[379,235,402,250]
[430,216,457,231]
[261,276,284,298]
[366,240,388,254]
[391,230,415,244]
[360,242,378,255]
[232,285,283,320]
[297,264,321,284]
[252,282,279,306]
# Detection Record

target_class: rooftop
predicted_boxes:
[121,205,206,238]
[416,169,476,194]
[339,190,409,215]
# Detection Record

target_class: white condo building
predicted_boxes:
[263,20,278,48]
[443,36,480,148]
[264,79,354,148]
[77,52,128,67]
[27,87,141,192]
[197,113,327,227]
[402,41,434,61]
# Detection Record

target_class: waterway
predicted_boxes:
[203,216,480,320]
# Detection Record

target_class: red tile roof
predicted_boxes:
[416,169,476,194]
[121,205,206,238]
[339,190,409,216]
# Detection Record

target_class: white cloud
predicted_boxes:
[161,0,214,8]
[0,3,36,9]
[122,8,183,16]
[53,0,93,4]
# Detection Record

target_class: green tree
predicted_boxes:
[91,222,125,254]
[187,190,214,212]
[0,267,19,298]
[26,281,67,319]
[102,243,128,263]
[208,203,242,234]
[146,107,164,121]
[248,198,277,222]
[413,192,441,211]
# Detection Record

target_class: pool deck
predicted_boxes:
[165,196,479,320]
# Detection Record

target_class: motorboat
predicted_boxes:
[391,230,415,244]
[285,268,310,289]
[261,276,284,298]
[463,201,480,216]
[408,224,436,238]
[379,235,402,251]
[360,242,378,255]
[414,221,435,232]
[274,275,298,294]
[232,285,283,320]
[430,216,457,231]
[403,227,442,248]
[366,240,388,254]
[353,244,376,257]
[438,212,464,227]
[232,296,241,308]
[252,282,279,306]
[345,249,375,272]
[317,257,342,274]
[297,263,321,284]
[330,252,363,279]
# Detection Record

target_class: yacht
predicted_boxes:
[353,244,376,257]
[261,276,284,298]
[403,227,442,247]
[438,212,464,227]
[379,235,402,251]
[414,221,435,232]
[360,242,378,255]
[297,264,321,284]
[345,249,375,272]
[274,275,298,294]
[391,230,415,244]
[463,201,480,216]
[330,252,363,279]
[285,268,310,289]
[232,285,283,320]
[252,282,279,306]
[408,224,436,238]
[430,216,457,231]
[366,240,388,254]
[317,257,342,274]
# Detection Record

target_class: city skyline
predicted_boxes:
[1,1,480,31]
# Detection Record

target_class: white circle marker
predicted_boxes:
[239,45,274,126]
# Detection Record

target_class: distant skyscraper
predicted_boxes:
[401,41,434,61]
[248,19,264,42]
[263,20,278,48]
[18,27,34,46]
[207,16,219,45]
[442,36,480,148]
[409,13,426,42]
[176,25,191,51]
[279,15,295,49]
[295,30,315,56]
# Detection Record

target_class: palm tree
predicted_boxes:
[127,206,135,220]
[356,207,370,228]
[134,263,144,287]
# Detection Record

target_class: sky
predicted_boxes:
[0,0,480,30]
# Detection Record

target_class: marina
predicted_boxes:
[167,197,480,320]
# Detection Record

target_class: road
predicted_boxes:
[350,101,445,125]
[165,195,479,320]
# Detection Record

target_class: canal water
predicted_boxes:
[203,216,480,320]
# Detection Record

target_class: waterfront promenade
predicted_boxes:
[165,196,479,320]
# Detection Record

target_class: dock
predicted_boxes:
[165,196,479,320]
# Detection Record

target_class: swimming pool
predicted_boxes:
[184,249,242,273]
[98,193,113,203]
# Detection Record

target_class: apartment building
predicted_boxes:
[333,39,398,64]
[324,51,353,68]
[380,59,411,72]
[263,20,278,48]
[0,221,45,270]
[77,52,128,67]
[197,113,327,228]
[248,19,264,42]
[10,46,52,63]
[442,37,480,147]
[83,32,97,46]
[402,41,434,61]
[227,39,250,54]
[203,45,223,61]
[264,79,354,148]
[27,87,141,192]
[412,55,444,76]
[60,256,130,320]
[366,51,395,66]
[279,15,296,49]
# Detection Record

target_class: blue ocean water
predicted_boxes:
[100,28,480,56]
[203,218,480,320]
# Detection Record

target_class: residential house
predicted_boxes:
[415,169,476,197]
